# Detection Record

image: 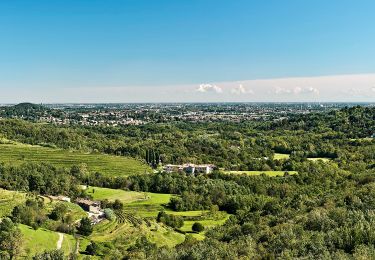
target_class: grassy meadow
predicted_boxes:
[307,157,331,162]
[85,186,229,241]
[0,188,26,217]
[0,141,150,176]
[274,153,290,160]
[19,224,77,257]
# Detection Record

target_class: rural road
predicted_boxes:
[57,233,64,250]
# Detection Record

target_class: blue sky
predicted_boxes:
[1,0,375,102]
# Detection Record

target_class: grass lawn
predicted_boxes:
[85,186,172,218]
[124,192,172,217]
[166,210,208,217]
[0,188,26,217]
[274,153,290,160]
[307,157,331,162]
[19,224,76,257]
[224,171,297,177]
[0,142,150,176]
[86,186,147,203]
[179,214,230,240]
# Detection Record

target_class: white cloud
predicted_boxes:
[231,84,254,95]
[274,87,292,94]
[372,87,375,93]
[196,84,223,93]
[273,86,319,95]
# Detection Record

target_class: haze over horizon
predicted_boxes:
[1,0,375,103]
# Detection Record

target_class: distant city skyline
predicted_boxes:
[1,1,375,102]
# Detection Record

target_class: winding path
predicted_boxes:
[57,233,64,250]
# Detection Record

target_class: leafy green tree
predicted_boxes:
[77,217,93,236]
[192,222,204,233]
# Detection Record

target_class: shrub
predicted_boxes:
[192,222,204,232]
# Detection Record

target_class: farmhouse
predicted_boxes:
[164,163,215,174]
[76,198,101,214]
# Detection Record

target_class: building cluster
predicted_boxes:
[163,163,215,174]
[76,198,105,224]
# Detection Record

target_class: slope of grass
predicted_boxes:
[85,186,172,218]
[274,153,290,160]
[19,224,76,257]
[307,157,331,162]
[224,171,298,177]
[0,188,26,217]
[0,142,150,176]
[179,214,230,240]
[86,187,147,203]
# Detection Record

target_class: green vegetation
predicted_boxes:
[124,193,173,218]
[0,106,373,258]
[224,170,298,177]
[0,141,150,176]
[274,153,290,160]
[19,224,76,257]
[86,186,147,203]
[0,188,25,218]
[307,157,331,162]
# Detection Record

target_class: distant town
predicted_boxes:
[0,102,373,126]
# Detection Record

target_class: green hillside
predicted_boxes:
[0,140,150,176]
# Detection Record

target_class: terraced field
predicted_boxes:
[0,141,150,176]
[224,171,298,177]
[91,215,184,247]
[85,186,230,241]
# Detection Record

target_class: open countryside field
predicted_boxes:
[0,141,150,176]
[274,153,290,160]
[91,218,185,247]
[224,171,298,177]
[307,157,331,162]
[0,188,26,217]
[180,214,230,240]
[86,186,148,203]
[85,186,230,241]
[125,193,172,217]
[86,186,172,217]
[19,224,77,257]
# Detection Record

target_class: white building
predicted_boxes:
[163,163,215,174]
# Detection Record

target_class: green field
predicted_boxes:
[179,213,230,240]
[86,186,147,203]
[91,218,185,247]
[19,224,77,257]
[0,141,150,176]
[274,153,290,160]
[42,198,88,222]
[85,186,172,217]
[307,157,331,162]
[224,171,298,177]
[122,192,172,218]
[85,186,229,241]
[0,188,26,217]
